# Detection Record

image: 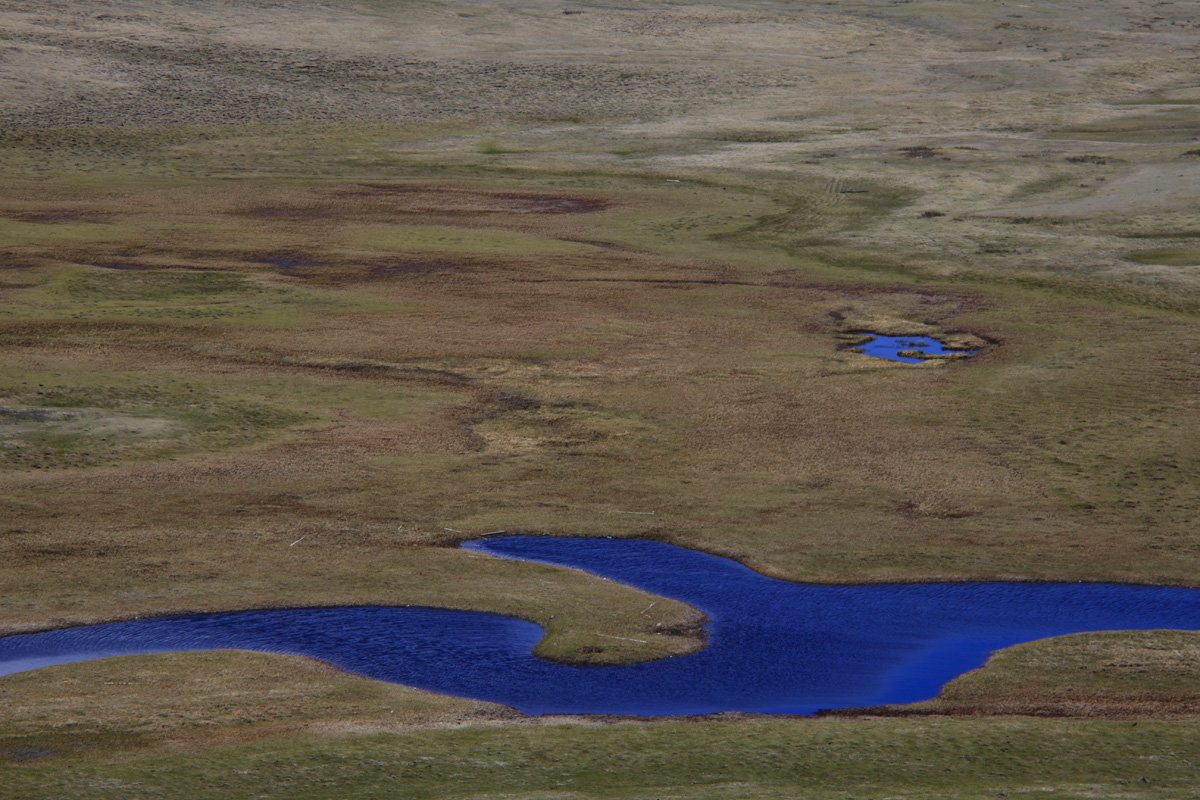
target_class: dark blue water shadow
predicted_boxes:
[2,535,1199,716]
[853,332,978,363]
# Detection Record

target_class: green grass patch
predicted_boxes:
[1127,248,1200,267]
[476,138,522,155]
[5,716,1200,799]
[0,265,352,326]
[63,269,252,301]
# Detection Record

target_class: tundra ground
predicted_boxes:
[3,0,1200,795]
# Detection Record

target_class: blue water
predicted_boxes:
[3,535,1199,716]
[853,332,978,363]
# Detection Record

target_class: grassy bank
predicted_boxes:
[5,712,1200,799]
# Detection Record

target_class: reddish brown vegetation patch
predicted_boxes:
[231,205,337,221]
[819,700,1200,720]
[0,209,115,224]
[325,183,611,215]
[246,252,463,284]
[86,259,156,271]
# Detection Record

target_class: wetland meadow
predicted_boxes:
[3,0,1200,797]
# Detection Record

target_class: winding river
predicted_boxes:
[3,536,1199,715]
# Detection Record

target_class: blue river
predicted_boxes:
[2,536,1199,716]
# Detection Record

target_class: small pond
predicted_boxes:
[853,332,978,364]
[3,536,1199,716]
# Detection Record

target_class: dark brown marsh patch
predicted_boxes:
[0,253,41,271]
[231,204,337,221]
[365,257,460,281]
[0,209,115,224]
[59,245,236,275]
[243,250,460,285]
[224,184,611,223]
[899,146,945,159]
[490,191,610,215]
[326,183,611,215]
